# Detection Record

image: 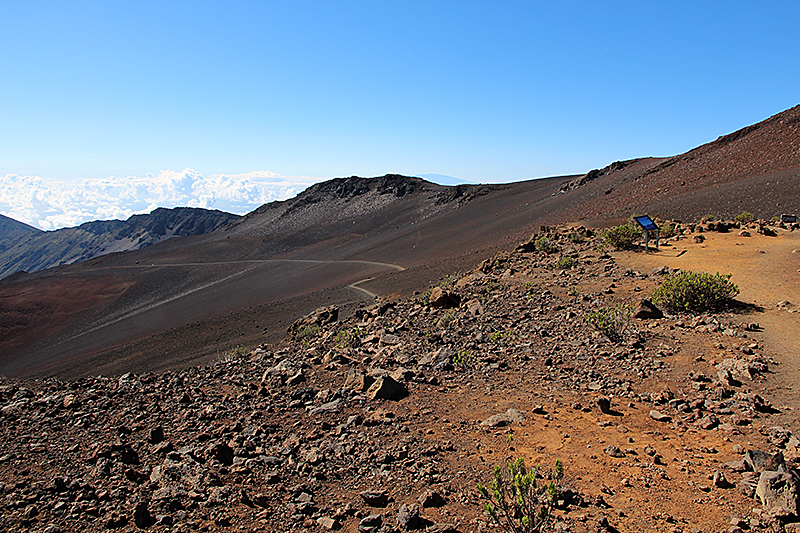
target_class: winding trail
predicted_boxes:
[85,258,405,272]
[68,258,406,343]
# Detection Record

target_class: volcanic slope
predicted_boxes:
[0,174,578,379]
[555,104,800,224]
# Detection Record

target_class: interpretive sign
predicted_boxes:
[781,214,797,224]
[633,215,660,253]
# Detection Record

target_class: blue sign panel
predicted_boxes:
[633,216,658,231]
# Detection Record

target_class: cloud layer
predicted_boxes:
[0,169,324,230]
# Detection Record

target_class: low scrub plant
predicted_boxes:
[567,232,585,244]
[217,345,247,363]
[651,270,739,313]
[734,211,755,225]
[603,223,640,250]
[451,349,476,369]
[437,310,458,328]
[295,324,321,344]
[335,327,363,350]
[585,302,633,342]
[535,236,559,254]
[660,222,677,239]
[556,256,575,270]
[477,453,564,533]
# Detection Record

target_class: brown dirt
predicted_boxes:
[616,226,800,430]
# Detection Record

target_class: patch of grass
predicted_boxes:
[419,288,433,305]
[335,327,363,350]
[568,286,579,298]
[585,302,633,342]
[437,309,458,328]
[217,345,247,363]
[567,232,585,244]
[486,280,504,292]
[295,324,321,344]
[651,270,739,313]
[660,222,677,239]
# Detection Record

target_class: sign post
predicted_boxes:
[633,215,660,254]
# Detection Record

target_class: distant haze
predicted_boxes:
[416,174,474,186]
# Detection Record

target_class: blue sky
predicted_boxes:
[2,1,799,185]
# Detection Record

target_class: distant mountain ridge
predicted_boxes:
[0,207,240,279]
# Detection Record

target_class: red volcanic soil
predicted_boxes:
[0,274,134,363]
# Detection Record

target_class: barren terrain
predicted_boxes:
[1,105,800,533]
[2,222,800,533]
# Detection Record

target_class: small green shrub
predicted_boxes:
[477,456,564,533]
[295,324,321,344]
[651,270,739,313]
[437,310,457,328]
[419,288,433,305]
[568,286,579,297]
[585,303,633,342]
[603,223,640,250]
[535,236,559,254]
[660,222,677,239]
[734,212,755,225]
[567,232,585,244]
[217,345,247,363]
[486,280,504,292]
[451,350,476,369]
[556,256,575,270]
[335,327,363,350]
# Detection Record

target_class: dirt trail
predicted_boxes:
[616,227,800,424]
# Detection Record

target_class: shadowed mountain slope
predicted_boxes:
[1,105,799,379]
[0,214,41,242]
[0,207,241,279]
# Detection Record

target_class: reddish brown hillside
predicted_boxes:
[556,105,800,223]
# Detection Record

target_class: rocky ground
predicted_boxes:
[2,222,800,533]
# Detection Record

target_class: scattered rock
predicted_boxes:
[604,445,626,458]
[756,470,800,518]
[649,410,672,422]
[480,408,526,428]
[427,287,461,309]
[634,299,663,319]
[360,490,389,507]
[359,514,383,533]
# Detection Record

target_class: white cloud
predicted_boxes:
[0,168,325,230]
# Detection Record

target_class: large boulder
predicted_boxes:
[756,470,800,518]
[366,376,408,401]
[427,287,460,308]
